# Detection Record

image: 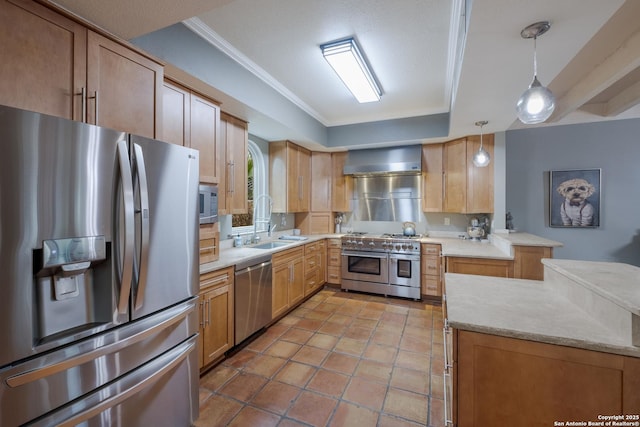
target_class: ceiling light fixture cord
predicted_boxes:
[533,36,538,78]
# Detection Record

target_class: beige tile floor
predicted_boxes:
[196,288,445,427]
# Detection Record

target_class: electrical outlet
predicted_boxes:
[444,217,450,225]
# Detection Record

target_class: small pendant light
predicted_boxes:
[516,21,555,124]
[473,120,490,167]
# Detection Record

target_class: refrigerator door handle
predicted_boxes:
[5,301,195,388]
[116,140,135,314]
[132,143,150,310]
[29,337,196,427]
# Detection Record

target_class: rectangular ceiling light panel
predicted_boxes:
[321,38,382,103]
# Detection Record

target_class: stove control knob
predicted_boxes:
[369,241,375,247]
[395,244,401,251]
[401,243,408,250]
[358,241,364,247]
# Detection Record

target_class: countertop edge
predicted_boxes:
[542,259,640,316]
[200,234,331,274]
[200,231,562,274]
[448,320,640,358]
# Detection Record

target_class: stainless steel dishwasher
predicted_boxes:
[234,254,273,344]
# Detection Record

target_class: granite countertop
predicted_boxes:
[445,261,640,357]
[201,231,563,274]
[543,259,640,316]
[200,233,331,274]
[491,232,563,248]
[428,237,513,260]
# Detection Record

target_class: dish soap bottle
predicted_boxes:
[234,234,243,247]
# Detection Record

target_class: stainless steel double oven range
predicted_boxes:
[341,233,421,300]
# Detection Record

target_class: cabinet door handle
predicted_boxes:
[199,301,205,328]
[289,265,293,283]
[442,171,447,205]
[76,87,87,122]
[88,91,99,124]
[229,161,235,193]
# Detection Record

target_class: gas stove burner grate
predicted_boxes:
[380,233,422,239]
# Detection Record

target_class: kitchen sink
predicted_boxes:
[253,241,291,250]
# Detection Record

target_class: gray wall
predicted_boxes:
[506,118,640,266]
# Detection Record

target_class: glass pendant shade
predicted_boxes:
[516,21,554,124]
[473,120,490,167]
[516,76,555,124]
[473,146,491,167]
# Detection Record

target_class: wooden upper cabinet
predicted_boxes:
[443,135,494,214]
[161,79,221,184]
[161,80,190,146]
[466,134,494,213]
[422,143,444,212]
[311,152,332,212]
[190,94,221,184]
[270,141,310,213]
[0,1,163,138]
[0,0,87,121]
[86,31,163,139]
[298,147,311,212]
[331,152,352,212]
[220,113,248,215]
[443,138,468,213]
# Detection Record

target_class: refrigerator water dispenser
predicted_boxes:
[34,236,111,345]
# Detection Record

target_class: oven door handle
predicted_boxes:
[341,251,388,259]
[389,254,421,261]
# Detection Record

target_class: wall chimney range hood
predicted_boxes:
[343,146,421,175]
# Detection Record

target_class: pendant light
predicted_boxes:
[473,120,490,167]
[516,21,555,124]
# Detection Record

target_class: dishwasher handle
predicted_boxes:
[235,254,272,274]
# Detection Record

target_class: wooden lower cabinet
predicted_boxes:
[198,266,234,370]
[513,245,553,280]
[445,245,554,280]
[454,330,640,426]
[326,238,342,285]
[421,243,442,298]
[304,240,326,295]
[446,256,513,278]
[272,247,305,319]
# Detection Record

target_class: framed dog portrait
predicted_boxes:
[549,168,601,227]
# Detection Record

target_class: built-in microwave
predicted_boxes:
[199,184,218,224]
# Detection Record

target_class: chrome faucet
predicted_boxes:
[252,194,273,243]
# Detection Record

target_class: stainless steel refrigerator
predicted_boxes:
[0,105,200,426]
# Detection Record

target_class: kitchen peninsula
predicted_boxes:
[443,259,640,425]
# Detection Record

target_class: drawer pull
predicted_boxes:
[201,274,228,287]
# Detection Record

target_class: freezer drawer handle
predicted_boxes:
[41,339,195,427]
[5,303,194,388]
